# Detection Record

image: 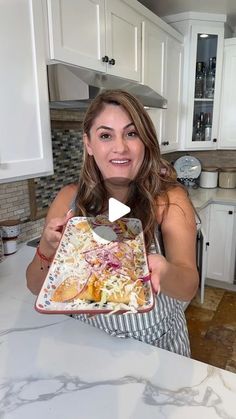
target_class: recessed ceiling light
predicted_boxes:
[200,33,209,38]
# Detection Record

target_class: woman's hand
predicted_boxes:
[39,209,73,258]
[148,253,168,294]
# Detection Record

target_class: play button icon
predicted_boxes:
[108,197,130,222]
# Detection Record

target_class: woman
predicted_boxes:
[26,89,199,357]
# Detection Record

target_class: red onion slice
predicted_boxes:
[139,273,151,283]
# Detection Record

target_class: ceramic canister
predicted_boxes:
[0,220,20,239]
[199,167,219,188]
[219,167,236,189]
[3,238,17,255]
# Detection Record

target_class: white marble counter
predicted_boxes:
[1,246,236,418]
[188,187,236,210]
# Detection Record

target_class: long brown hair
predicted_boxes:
[75,89,180,250]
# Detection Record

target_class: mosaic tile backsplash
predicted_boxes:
[31,128,83,217]
[0,116,236,245]
[0,125,84,244]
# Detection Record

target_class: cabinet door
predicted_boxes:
[197,206,210,303]
[105,0,142,81]
[207,204,235,283]
[0,0,53,183]
[162,36,183,152]
[47,0,106,72]
[185,24,224,150]
[218,39,236,149]
[142,20,166,146]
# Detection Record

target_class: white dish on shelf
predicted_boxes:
[174,156,201,179]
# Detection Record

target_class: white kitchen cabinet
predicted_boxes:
[197,205,210,303]
[218,38,236,149]
[47,0,142,81]
[142,20,166,146]
[166,13,225,151]
[206,204,236,283]
[142,20,183,152]
[0,0,53,183]
[47,0,106,73]
[162,36,183,152]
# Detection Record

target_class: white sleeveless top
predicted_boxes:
[70,217,190,357]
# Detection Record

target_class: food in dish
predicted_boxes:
[35,216,153,314]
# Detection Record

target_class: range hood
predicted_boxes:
[48,64,167,110]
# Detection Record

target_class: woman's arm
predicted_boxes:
[148,187,199,301]
[26,184,78,295]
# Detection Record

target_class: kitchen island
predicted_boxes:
[0,245,236,418]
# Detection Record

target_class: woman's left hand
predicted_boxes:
[147,254,168,294]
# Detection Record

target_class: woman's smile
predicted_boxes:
[109,159,131,165]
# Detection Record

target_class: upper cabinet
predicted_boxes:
[142,20,166,147]
[188,25,224,150]
[47,0,142,81]
[0,0,53,184]
[218,38,236,149]
[163,36,183,152]
[142,19,183,153]
[47,0,106,72]
[167,14,225,151]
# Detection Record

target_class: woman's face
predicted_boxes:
[84,104,145,181]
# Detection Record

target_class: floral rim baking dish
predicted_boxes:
[35,216,154,315]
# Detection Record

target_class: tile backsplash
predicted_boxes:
[29,128,83,220]
[164,150,236,168]
[0,110,84,244]
[1,108,236,245]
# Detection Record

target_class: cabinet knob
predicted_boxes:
[213,138,217,142]
[161,141,169,146]
[109,58,115,65]
[228,210,233,215]
[102,55,109,63]
[205,241,209,250]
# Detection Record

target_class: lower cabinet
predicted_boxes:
[197,205,210,303]
[206,204,236,283]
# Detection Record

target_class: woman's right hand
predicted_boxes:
[39,210,73,258]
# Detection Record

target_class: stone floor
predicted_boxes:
[185,285,236,372]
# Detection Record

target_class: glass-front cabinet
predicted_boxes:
[193,34,217,142]
[187,24,224,149]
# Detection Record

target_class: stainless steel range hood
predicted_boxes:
[48,64,167,109]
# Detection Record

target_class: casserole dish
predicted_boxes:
[35,216,154,315]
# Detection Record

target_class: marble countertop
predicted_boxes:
[188,187,236,210]
[1,246,236,418]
